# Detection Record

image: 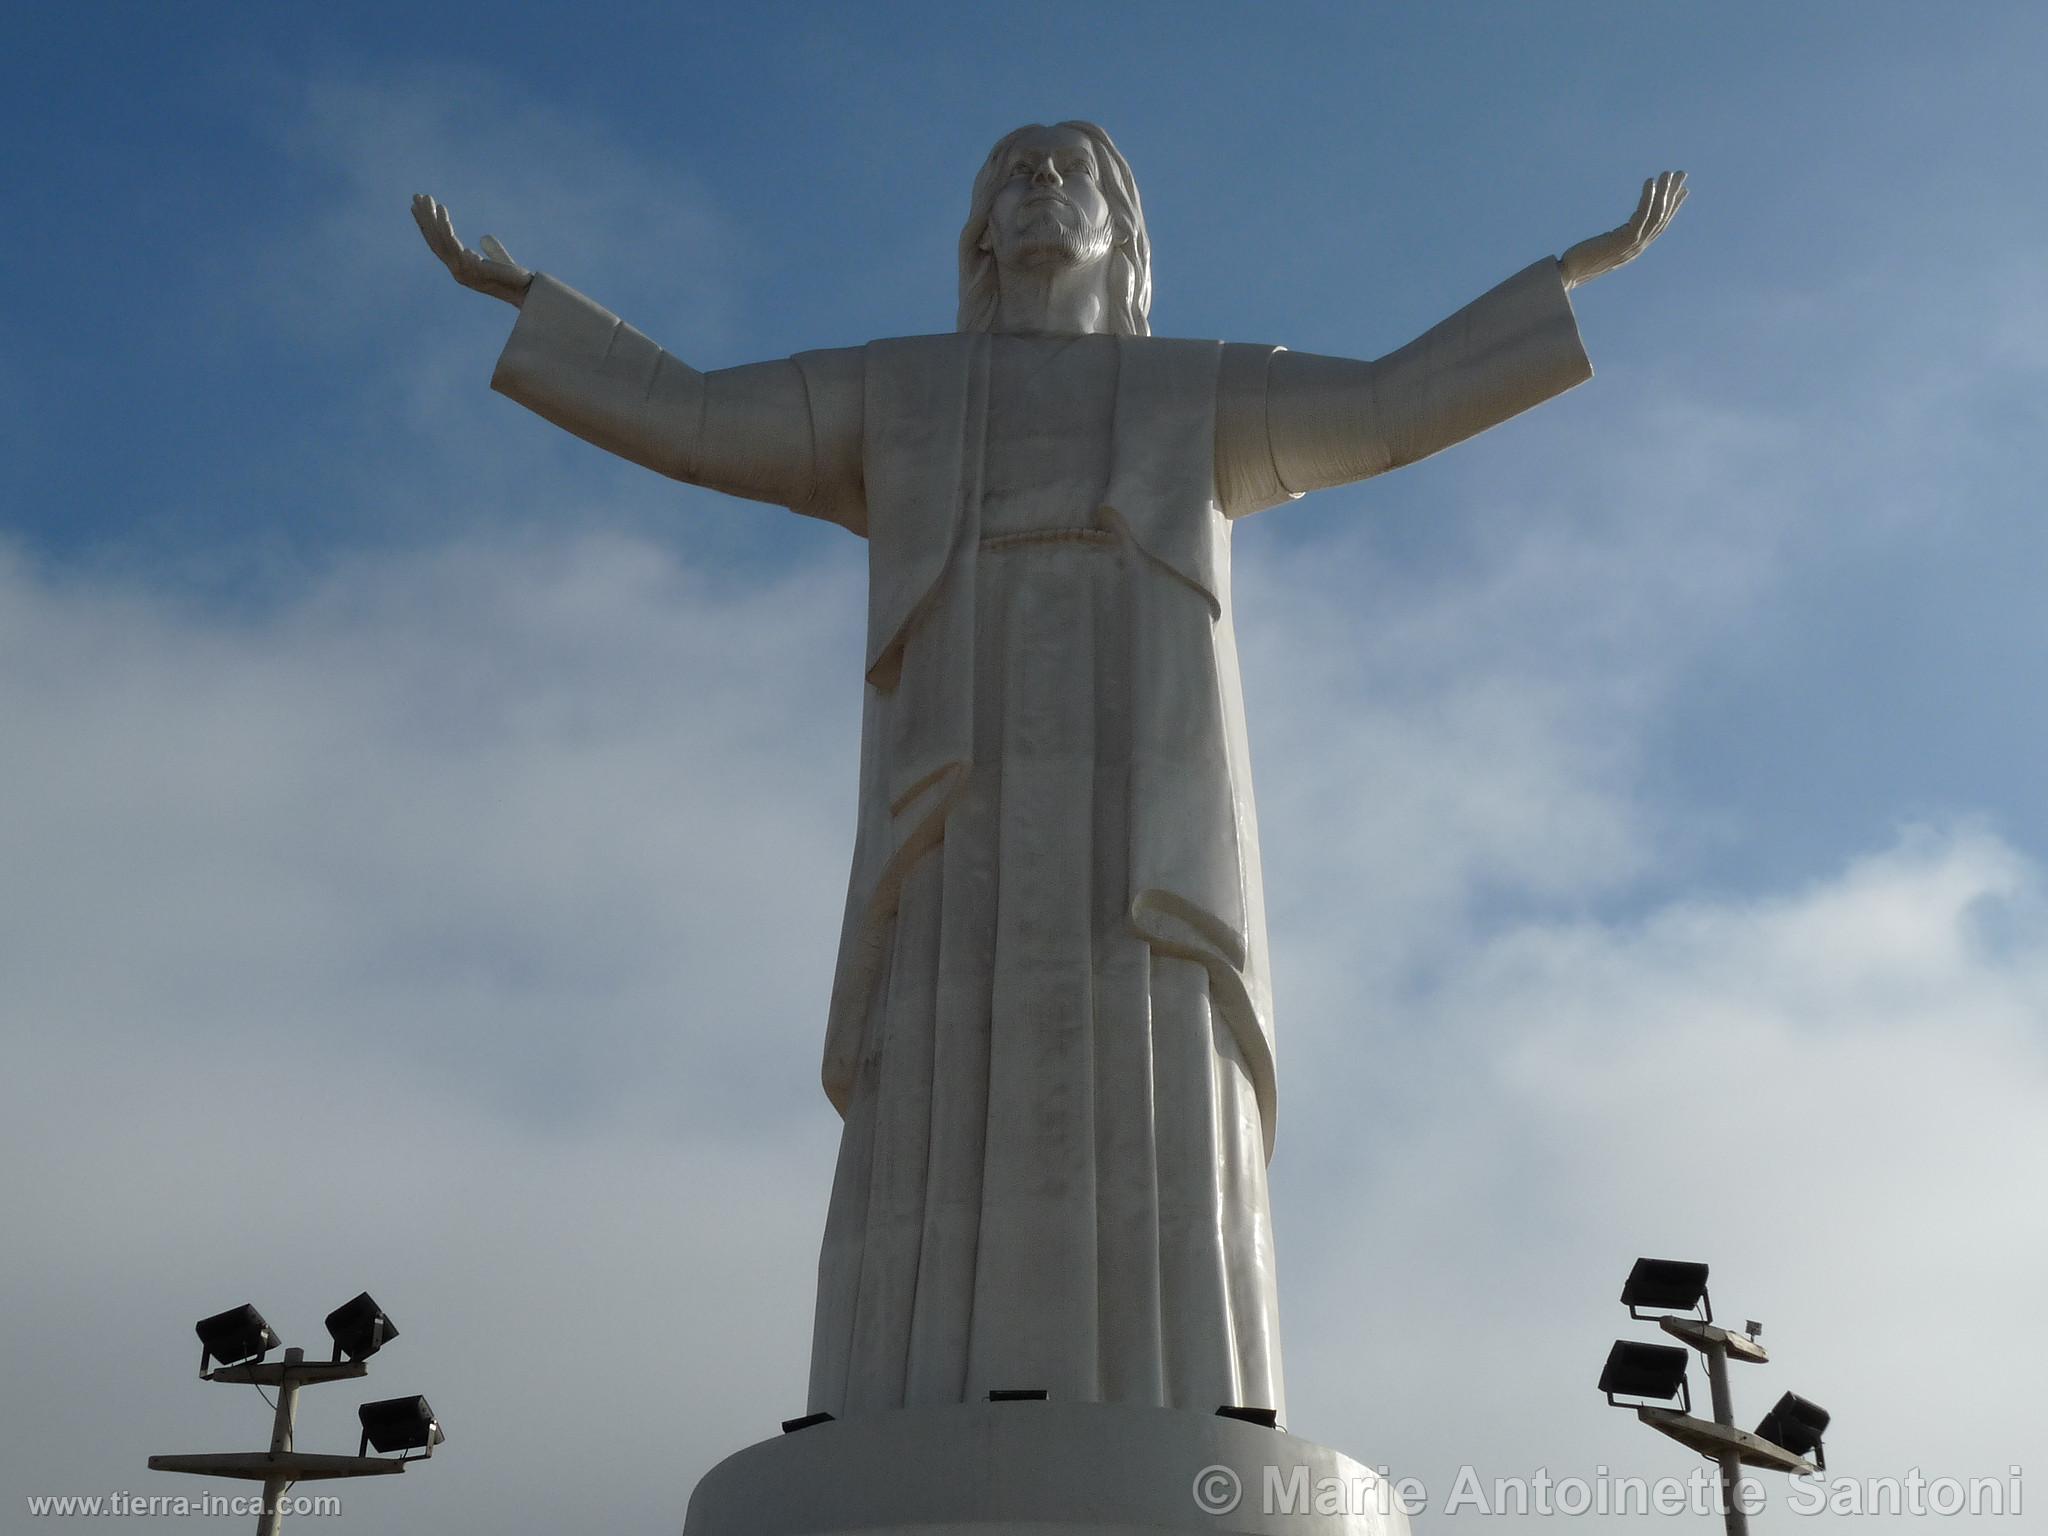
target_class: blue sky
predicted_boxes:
[6,3,2046,1532]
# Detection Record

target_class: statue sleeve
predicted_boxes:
[491,273,863,531]
[1246,257,1593,506]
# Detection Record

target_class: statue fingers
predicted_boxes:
[445,219,489,285]
[1649,173,1687,239]
[1628,175,1670,248]
[1654,171,1682,222]
[1629,175,1657,238]
[411,194,452,257]
[479,234,518,267]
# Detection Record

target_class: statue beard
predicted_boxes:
[993,209,1116,272]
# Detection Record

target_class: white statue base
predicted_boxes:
[682,1401,1414,1535]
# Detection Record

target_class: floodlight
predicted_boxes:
[781,1410,834,1433]
[195,1304,278,1373]
[1217,1405,1281,1429]
[1620,1257,1712,1321]
[1599,1340,1692,1413]
[1756,1391,1830,1469]
[357,1395,445,1458]
[987,1388,1048,1402]
[325,1292,399,1362]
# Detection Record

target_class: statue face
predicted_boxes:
[983,125,1114,271]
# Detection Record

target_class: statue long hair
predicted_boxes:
[956,122,1152,336]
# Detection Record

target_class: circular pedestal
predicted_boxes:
[683,1402,1413,1535]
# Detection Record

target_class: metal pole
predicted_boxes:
[1704,1339,1751,1536]
[256,1348,304,1536]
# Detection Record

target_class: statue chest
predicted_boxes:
[979,335,1119,537]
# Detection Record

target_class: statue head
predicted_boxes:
[957,121,1152,337]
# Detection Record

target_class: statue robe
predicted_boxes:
[489,259,1591,1423]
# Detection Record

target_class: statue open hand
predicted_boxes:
[1559,171,1687,290]
[411,194,533,307]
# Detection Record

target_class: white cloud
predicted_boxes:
[0,532,866,1136]
[0,528,863,1530]
[1282,825,2048,1529]
[9,494,2042,1530]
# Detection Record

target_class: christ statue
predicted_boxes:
[414,123,1684,1428]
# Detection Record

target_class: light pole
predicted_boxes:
[1598,1258,1831,1535]
[149,1295,442,1535]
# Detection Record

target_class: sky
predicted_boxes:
[4,2,2045,1531]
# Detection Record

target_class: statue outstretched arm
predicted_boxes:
[1228,173,1685,508]
[412,196,862,528]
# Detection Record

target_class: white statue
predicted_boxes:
[414,124,1684,1426]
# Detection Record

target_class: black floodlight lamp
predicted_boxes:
[195,1304,278,1374]
[357,1395,445,1459]
[1756,1391,1831,1471]
[1620,1257,1712,1322]
[1217,1405,1281,1429]
[1599,1340,1692,1414]
[781,1411,834,1434]
[987,1388,1049,1402]
[324,1292,399,1362]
